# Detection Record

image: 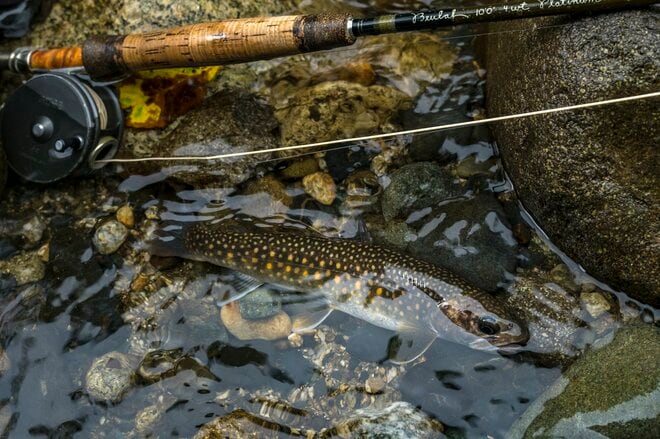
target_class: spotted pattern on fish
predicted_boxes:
[152,222,529,351]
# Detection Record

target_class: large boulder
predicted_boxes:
[486,9,659,306]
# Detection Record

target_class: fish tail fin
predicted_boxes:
[145,221,191,258]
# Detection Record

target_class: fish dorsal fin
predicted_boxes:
[387,330,437,365]
[213,271,263,307]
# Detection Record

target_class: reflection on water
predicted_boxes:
[0,1,656,438]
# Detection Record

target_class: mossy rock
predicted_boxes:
[509,324,660,438]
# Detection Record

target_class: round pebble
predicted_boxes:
[116,205,135,228]
[85,351,136,402]
[220,302,291,341]
[365,376,386,394]
[580,292,612,318]
[302,172,336,205]
[93,220,129,255]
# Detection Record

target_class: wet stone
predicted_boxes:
[328,401,444,438]
[0,349,9,375]
[454,156,498,179]
[134,403,164,435]
[220,302,291,341]
[193,410,281,439]
[407,194,519,292]
[279,157,319,180]
[381,162,462,221]
[365,376,386,395]
[21,215,47,246]
[0,251,45,286]
[580,291,614,319]
[116,205,135,228]
[93,220,129,255]
[549,264,579,294]
[85,351,136,403]
[367,218,414,252]
[504,269,587,366]
[244,174,293,208]
[123,89,280,189]
[276,81,411,158]
[238,288,282,321]
[302,172,337,206]
[487,10,660,306]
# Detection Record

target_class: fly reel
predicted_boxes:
[0,72,123,183]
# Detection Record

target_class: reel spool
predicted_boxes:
[0,72,123,183]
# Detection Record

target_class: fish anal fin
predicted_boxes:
[213,271,263,307]
[387,331,436,365]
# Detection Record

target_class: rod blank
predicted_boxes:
[2,0,657,80]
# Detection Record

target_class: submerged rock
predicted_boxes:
[326,401,444,438]
[221,302,291,341]
[0,251,45,285]
[377,194,518,293]
[276,81,411,157]
[504,269,587,365]
[381,162,461,221]
[280,157,320,180]
[123,89,279,188]
[237,288,282,321]
[85,351,136,402]
[509,324,660,438]
[0,147,6,198]
[193,410,284,439]
[302,172,337,206]
[93,220,129,255]
[116,205,135,228]
[0,349,9,375]
[487,10,660,306]
[243,174,293,208]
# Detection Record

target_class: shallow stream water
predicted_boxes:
[0,1,657,438]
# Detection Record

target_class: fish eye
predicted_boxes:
[477,317,501,336]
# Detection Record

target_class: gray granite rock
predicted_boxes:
[486,9,659,306]
[85,351,136,402]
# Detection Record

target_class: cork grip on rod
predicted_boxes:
[82,14,355,80]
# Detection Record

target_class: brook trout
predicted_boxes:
[148,222,528,363]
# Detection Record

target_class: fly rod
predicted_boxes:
[1,0,656,81]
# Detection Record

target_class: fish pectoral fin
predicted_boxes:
[291,306,333,333]
[387,330,436,365]
[283,294,332,333]
[213,271,263,307]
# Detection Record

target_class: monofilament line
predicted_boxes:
[97,91,660,164]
